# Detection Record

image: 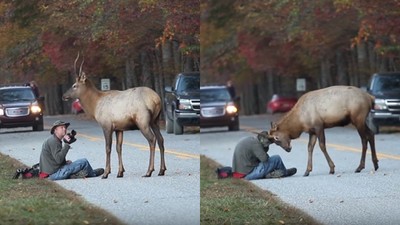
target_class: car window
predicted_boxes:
[177,76,200,93]
[0,88,35,103]
[201,88,231,102]
[373,76,400,92]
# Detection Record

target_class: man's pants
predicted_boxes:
[49,158,96,180]
[245,155,287,180]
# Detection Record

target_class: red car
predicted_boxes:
[267,94,297,114]
[71,99,84,114]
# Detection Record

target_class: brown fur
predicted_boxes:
[268,86,378,176]
[63,73,166,178]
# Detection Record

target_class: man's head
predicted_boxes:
[268,123,292,152]
[257,131,272,151]
[51,120,70,137]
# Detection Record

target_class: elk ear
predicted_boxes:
[80,72,87,83]
[270,122,278,131]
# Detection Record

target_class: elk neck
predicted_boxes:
[78,79,103,117]
[276,109,304,139]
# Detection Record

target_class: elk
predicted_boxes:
[62,55,166,178]
[267,86,378,176]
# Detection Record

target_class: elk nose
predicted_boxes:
[285,146,292,152]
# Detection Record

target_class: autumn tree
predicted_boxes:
[0,0,199,115]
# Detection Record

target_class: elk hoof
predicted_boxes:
[158,170,166,176]
[303,171,310,177]
[355,167,364,173]
[142,174,152,178]
[117,174,124,178]
[329,170,335,175]
[374,164,379,171]
[101,175,108,179]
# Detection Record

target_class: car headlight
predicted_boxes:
[178,99,192,110]
[31,105,42,113]
[374,99,387,110]
[226,104,238,114]
[0,108,4,116]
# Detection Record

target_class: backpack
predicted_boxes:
[215,166,233,179]
[12,163,40,179]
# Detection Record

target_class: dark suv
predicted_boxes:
[164,72,200,135]
[200,85,239,131]
[0,85,44,131]
[366,72,400,133]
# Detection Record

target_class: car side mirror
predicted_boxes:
[164,86,172,93]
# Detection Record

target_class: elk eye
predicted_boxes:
[72,84,77,89]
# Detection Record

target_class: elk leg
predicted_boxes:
[366,128,379,171]
[355,125,376,172]
[151,122,167,176]
[317,130,335,174]
[139,126,156,177]
[305,133,317,176]
[115,131,125,178]
[102,129,113,179]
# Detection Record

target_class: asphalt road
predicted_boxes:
[201,114,400,225]
[0,115,200,225]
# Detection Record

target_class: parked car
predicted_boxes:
[71,99,84,114]
[266,94,297,114]
[200,85,240,131]
[164,72,200,135]
[365,72,400,134]
[0,85,44,131]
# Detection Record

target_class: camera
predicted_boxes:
[64,129,77,144]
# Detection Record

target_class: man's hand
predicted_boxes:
[63,134,77,144]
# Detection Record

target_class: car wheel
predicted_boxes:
[165,112,173,134]
[173,113,183,135]
[366,113,379,134]
[228,118,240,131]
[33,121,44,131]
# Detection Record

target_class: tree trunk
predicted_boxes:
[336,50,348,85]
[183,55,195,72]
[140,50,153,88]
[320,57,332,88]
[125,57,138,88]
[45,85,64,115]
[172,40,181,72]
[256,72,269,114]
[162,39,175,86]
[356,40,369,86]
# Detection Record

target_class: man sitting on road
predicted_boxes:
[39,120,104,180]
[232,131,297,180]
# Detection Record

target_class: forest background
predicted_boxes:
[0,0,199,115]
[201,0,400,114]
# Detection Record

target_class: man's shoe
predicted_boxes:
[70,169,88,179]
[93,168,104,177]
[265,169,285,179]
[284,168,297,177]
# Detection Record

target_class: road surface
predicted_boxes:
[201,114,400,225]
[0,115,200,225]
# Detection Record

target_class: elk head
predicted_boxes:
[268,122,292,152]
[62,53,87,101]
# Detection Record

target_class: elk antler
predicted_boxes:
[79,56,84,77]
[74,52,80,78]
